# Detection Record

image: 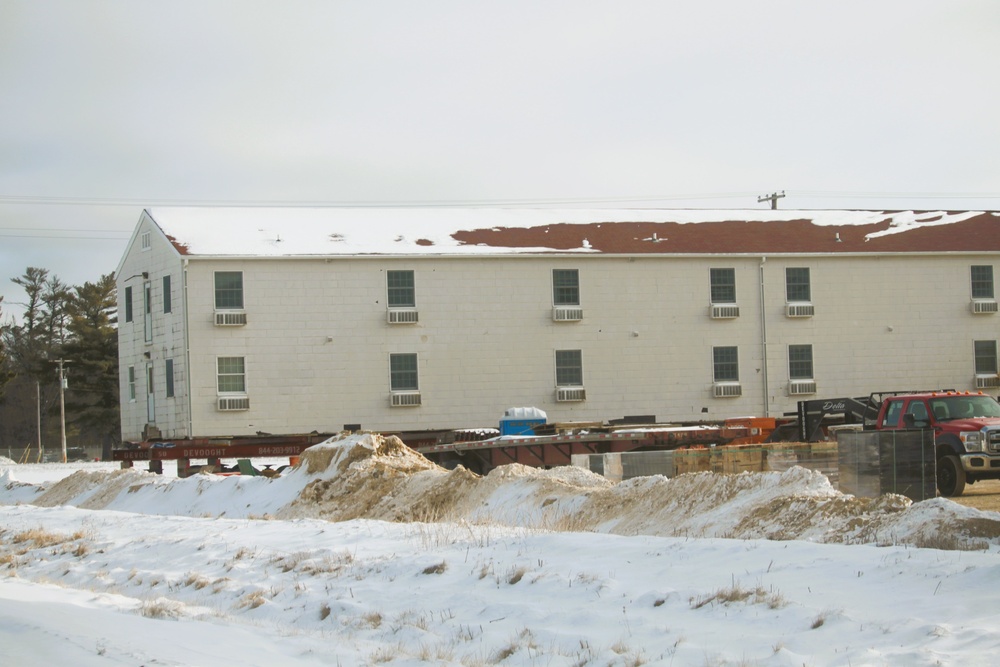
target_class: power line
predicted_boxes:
[0,192,762,207]
[0,232,129,241]
[0,226,130,241]
[0,226,127,232]
[793,190,1000,200]
[0,190,998,209]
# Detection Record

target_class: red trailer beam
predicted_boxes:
[112,433,333,463]
[412,424,753,473]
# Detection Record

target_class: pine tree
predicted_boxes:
[0,268,122,457]
[0,296,13,401]
[1,268,79,456]
[3,268,73,371]
[62,274,120,451]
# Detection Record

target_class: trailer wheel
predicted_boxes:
[937,454,966,497]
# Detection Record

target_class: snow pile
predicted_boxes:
[0,468,42,505]
[4,432,1000,666]
[5,432,1000,550]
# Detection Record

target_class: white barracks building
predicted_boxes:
[116,208,1000,443]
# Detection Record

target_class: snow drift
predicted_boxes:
[6,432,1000,550]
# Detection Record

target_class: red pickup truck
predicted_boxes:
[876,391,1000,496]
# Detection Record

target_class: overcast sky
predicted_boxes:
[1,1,998,322]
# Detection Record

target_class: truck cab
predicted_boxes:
[877,392,1000,496]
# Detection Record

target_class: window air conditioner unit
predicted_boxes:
[552,307,584,322]
[387,309,419,324]
[556,387,586,402]
[786,303,815,318]
[971,300,999,315]
[217,396,250,411]
[710,304,740,319]
[976,375,1000,389]
[712,383,742,398]
[390,392,422,407]
[215,311,248,326]
[789,380,817,396]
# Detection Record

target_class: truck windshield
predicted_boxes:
[928,396,1000,421]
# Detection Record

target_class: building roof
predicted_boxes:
[144,207,1000,258]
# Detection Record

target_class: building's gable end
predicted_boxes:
[116,210,186,276]
[115,209,153,278]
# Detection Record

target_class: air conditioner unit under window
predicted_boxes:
[553,307,584,322]
[387,309,419,324]
[217,396,250,411]
[786,303,815,318]
[971,300,999,315]
[712,383,742,398]
[556,387,586,402]
[390,392,422,407]
[710,304,740,319]
[789,380,817,396]
[976,375,1000,389]
[215,311,248,326]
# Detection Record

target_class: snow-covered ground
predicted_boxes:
[2,435,1000,666]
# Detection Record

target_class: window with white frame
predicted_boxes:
[713,346,739,382]
[124,286,133,323]
[389,353,419,391]
[552,269,580,306]
[214,271,244,309]
[710,268,736,303]
[555,349,583,386]
[217,357,246,394]
[165,359,175,398]
[788,344,814,380]
[141,231,151,250]
[975,340,998,375]
[786,267,811,302]
[972,265,995,299]
[143,280,152,344]
[163,275,172,313]
[387,270,416,308]
[127,366,136,401]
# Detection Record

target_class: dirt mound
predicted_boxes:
[279,433,455,521]
[32,469,153,508]
[8,432,1000,551]
[279,435,612,524]
[879,497,1000,550]
[299,432,436,477]
[280,435,1000,549]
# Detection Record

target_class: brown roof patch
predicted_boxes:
[165,234,190,256]
[451,213,999,254]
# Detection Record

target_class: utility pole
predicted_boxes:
[36,381,41,461]
[55,359,70,463]
[757,191,786,209]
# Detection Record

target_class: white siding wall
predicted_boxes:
[119,245,999,441]
[117,214,189,441]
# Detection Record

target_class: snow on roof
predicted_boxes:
[144,207,997,258]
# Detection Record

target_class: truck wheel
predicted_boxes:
[937,455,966,497]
